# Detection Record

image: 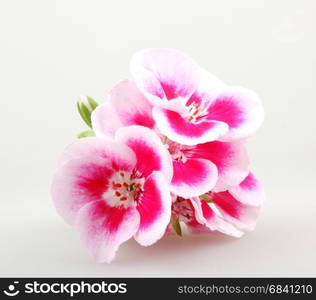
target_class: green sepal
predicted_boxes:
[77,130,95,139]
[171,217,182,236]
[87,96,98,110]
[77,102,92,128]
[200,194,212,203]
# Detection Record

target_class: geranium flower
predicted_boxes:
[170,172,264,236]
[51,126,173,263]
[130,48,264,145]
[92,80,249,198]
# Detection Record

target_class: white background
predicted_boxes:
[0,0,315,277]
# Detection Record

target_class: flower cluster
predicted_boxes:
[52,49,264,263]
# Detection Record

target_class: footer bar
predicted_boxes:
[0,278,315,298]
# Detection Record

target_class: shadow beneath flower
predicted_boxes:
[116,233,239,265]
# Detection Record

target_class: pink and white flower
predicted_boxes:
[130,48,264,145]
[92,80,250,198]
[52,48,265,263]
[51,126,173,263]
[170,172,264,236]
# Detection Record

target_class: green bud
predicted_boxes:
[86,96,98,111]
[77,96,99,128]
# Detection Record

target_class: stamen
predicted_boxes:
[187,101,208,123]
[192,109,199,116]
[103,171,145,207]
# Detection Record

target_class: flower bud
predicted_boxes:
[77,96,99,128]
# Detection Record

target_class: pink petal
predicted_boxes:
[153,106,228,145]
[134,171,171,246]
[52,138,136,224]
[115,125,173,182]
[52,157,112,225]
[58,137,136,168]
[190,197,243,237]
[207,86,264,141]
[211,191,261,231]
[75,201,140,263]
[91,102,123,138]
[91,80,154,138]
[188,141,249,192]
[229,172,265,206]
[130,48,200,106]
[171,158,218,198]
[186,68,226,107]
[186,220,213,235]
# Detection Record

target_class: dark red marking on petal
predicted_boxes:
[164,109,218,138]
[172,159,209,186]
[211,191,242,219]
[88,201,132,233]
[128,112,155,129]
[239,172,256,190]
[76,164,113,201]
[160,81,178,100]
[126,139,161,178]
[137,175,163,229]
[187,141,232,174]
[207,97,244,129]
[186,92,203,107]
[200,199,216,220]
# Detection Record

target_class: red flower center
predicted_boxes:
[103,171,144,207]
[186,102,208,123]
[172,197,194,223]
